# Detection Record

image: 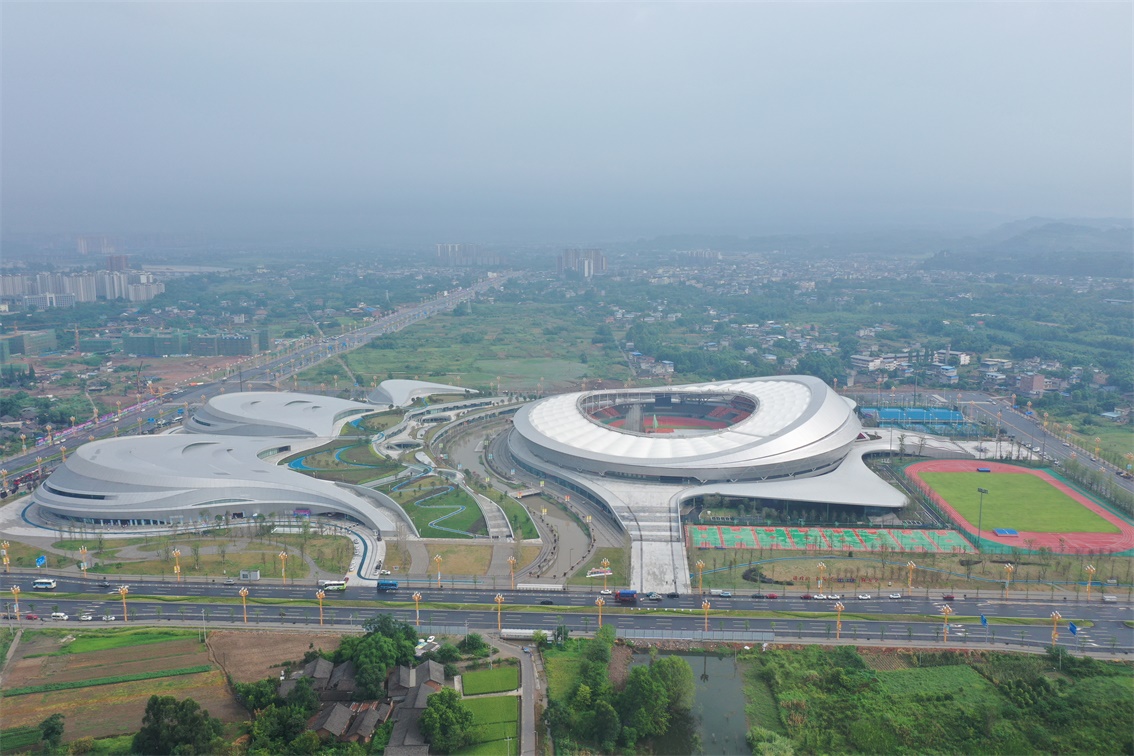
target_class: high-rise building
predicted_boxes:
[558,248,607,278]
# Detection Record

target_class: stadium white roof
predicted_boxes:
[184,391,374,437]
[367,379,476,408]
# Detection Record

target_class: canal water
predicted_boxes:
[632,651,750,755]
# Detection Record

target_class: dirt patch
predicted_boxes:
[4,638,211,688]
[608,644,633,691]
[206,630,345,683]
[859,650,914,671]
[1,670,244,739]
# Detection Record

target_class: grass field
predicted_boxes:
[920,471,1120,534]
[31,628,198,655]
[569,546,630,587]
[462,666,520,696]
[457,695,520,754]
[493,493,540,540]
[401,485,487,538]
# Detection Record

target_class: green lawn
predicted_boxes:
[404,486,487,539]
[920,471,1120,534]
[30,628,198,655]
[569,545,630,587]
[494,494,540,540]
[458,695,520,753]
[462,666,519,695]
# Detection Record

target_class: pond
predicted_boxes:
[632,651,749,755]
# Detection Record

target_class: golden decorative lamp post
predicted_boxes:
[116,401,122,419]
[701,600,711,632]
[495,594,505,631]
[172,548,182,582]
[941,604,954,642]
[595,596,605,628]
[278,551,288,583]
[20,434,27,453]
[434,554,443,589]
[239,587,249,623]
[46,424,53,445]
[60,445,67,462]
[70,416,76,429]
[118,585,129,622]
[600,557,611,591]
[507,555,517,590]
[1094,437,1101,459]
[10,585,20,621]
[906,561,916,593]
[817,562,827,592]
[0,470,7,490]
[1,541,9,573]
[1050,611,1061,647]
[1085,564,1096,602]
[834,601,845,640]
[35,457,43,476]
[696,559,705,594]
[1003,563,1015,597]
[412,592,422,626]
[316,590,326,626]
[79,545,88,579]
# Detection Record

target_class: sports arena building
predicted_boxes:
[508,375,907,593]
[32,392,402,533]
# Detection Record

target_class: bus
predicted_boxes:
[33,578,58,591]
[376,580,399,592]
[317,580,348,591]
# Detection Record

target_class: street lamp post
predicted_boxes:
[702,600,710,632]
[601,557,611,591]
[942,604,953,643]
[412,592,422,626]
[495,594,505,632]
[1003,563,1015,597]
[507,556,517,590]
[316,590,325,626]
[239,587,249,623]
[906,561,916,593]
[595,597,604,629]
[696,560,705,594]
[172,548,182,582]
[1084,565,1096,602]
[817,562,826,592]
[278,551,288,583]
[976,488,988,551]
[434,555,443,589]
[834,601,845,640]
[118,585,129,622]
[10,586,19,621]
[1050,611,1061,647]
[2,541,9,573]
[79,545,88,579]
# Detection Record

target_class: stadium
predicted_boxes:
[507,375,908,593]
[183,391,375,437]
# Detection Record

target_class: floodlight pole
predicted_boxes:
[976,488,988,551]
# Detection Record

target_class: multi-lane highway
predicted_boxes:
[4,572,1130,654]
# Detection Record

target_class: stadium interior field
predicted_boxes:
[583,391,753,435]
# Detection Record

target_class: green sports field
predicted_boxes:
[919,472,1119,534]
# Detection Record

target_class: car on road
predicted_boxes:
[950,624,965,629]
[80,614,94,621]
[25,614,39,621]
[889,593,903,599]
[101,615,116,621]
[223,578,236,585]
[599,589,613,595]
[857,594,872,600]
[666,592,680,599]
[647,592,662,601]
[800,594,814,600]
[752,592,765,599]
[942,594,955,601]
[539,599,554,606]
[765,593,779,599]
[522,647,531,654]
[99,580,112,587]
[828,594,841,601]
[719,591,732,598]
[813,594,827,600]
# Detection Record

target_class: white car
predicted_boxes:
[813,594,827,600]
[889,593,903,599]
[79,614,94,621]
[101,615,116,621]
[827,594,841,600]
[599,589,613,595]
[857,594,872,600]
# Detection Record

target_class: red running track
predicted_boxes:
[907,460,1134,554]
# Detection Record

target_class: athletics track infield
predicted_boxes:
[907,460,1134,555]
[686,525,974,554]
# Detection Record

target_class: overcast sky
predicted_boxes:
[2,2,1131,245]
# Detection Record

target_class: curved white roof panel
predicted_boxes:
[511,376,861,483]
[184,391,374,437]
[34,435,397,531]
[367,379,476,408]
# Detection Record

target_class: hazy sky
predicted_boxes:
[2,2,1131,244]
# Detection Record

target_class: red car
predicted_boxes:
[24,613,39,621]
[766,593,779,599]
[800,594,814,600]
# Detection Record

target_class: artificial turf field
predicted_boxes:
[918,471,1120,534]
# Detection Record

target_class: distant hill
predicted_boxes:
[923,220,1133,278]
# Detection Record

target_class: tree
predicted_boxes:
[418,688,473,754]
[531,629,550,649]
[132,695,223,755]
[39,713,64,751]
[618,666,670,738]
[650,655,695,714]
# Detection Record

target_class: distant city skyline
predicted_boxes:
[2,2,1130,245]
